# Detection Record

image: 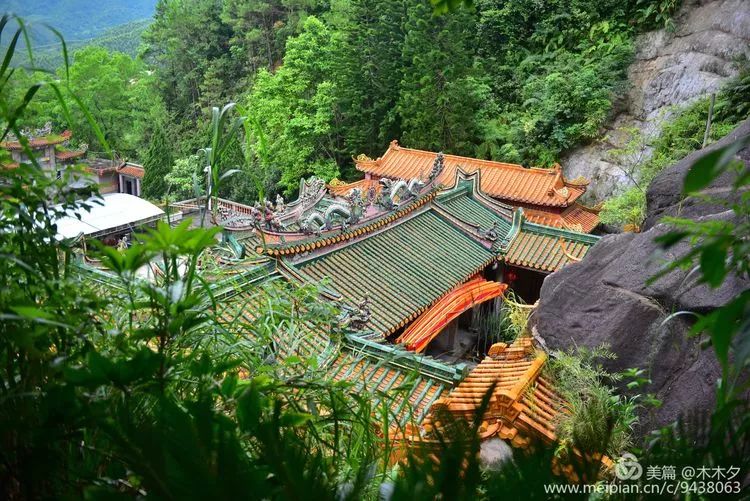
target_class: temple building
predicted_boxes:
[1,128,84,177]
[353,140,600,233]
[78,145,604,458]
[1,125,145,197]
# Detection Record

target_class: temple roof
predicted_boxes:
[292,209,497,337]
[396,277,508,353]
[503,221,599,273]
[328,336,465,428]
[433,170,513,233]
[327,178,380,197]
[356,141,587,208]
[55,148,87,162]
[1,129,73,150]
[118,162,145,179]
[523,203,601,233]
[426,337,564,448]
[217,280,465,429]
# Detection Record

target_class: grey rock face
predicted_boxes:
[532,120,750,432]
[564,0,750,203]
[644,119,750,228]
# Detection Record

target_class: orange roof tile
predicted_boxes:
[55,149,86,161]
[356,141,586,208]
[1,130,72,150]
[560,204,600,233]
[118,163,144,179]
[397,277,508,352]
[523,203,600,233]
[426,337,565,447]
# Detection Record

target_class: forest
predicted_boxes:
[2,0,750,498]
[6,0,698,208]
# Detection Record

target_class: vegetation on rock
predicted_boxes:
[601,62,750,228]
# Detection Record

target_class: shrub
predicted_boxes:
[600,73,750,229]
[547,345,638,458]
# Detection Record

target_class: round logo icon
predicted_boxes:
[615,453,643,481]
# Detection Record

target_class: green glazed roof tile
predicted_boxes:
[296,209,495,337]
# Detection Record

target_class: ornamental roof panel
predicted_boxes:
[356,141,587,207]
[296,210,497,337]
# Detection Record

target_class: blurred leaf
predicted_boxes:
[280,411,313,427]
[699,243,727,287]
[683,136,750,193]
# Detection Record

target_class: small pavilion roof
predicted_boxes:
[356,141,588,208]
[1,130,72,150]
[426,337,565,448]
[523,203,601,233]
[118,162,145,179]
[55,149,87,162]
[502,221,599,273]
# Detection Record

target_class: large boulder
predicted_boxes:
[644,119,750,228]
[531,120,750,432]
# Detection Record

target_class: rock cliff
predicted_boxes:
[563,0,750,202]
[531,120,750,432]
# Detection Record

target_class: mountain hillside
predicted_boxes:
[3,0,156,46]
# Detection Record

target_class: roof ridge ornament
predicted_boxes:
[429,152,445,183]
[337,294,372,331]
[498,208,524,252]
[481,221,501,242]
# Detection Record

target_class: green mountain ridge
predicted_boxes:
[31,19,152,69]
[2,0,157,45]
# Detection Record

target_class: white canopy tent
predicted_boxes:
[54,193,165,240]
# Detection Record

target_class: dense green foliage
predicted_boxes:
[142,123,175,199]
[5,44,163,159]
[6,0,680,202]
[3,12,750,499]
[548,347,640,459]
